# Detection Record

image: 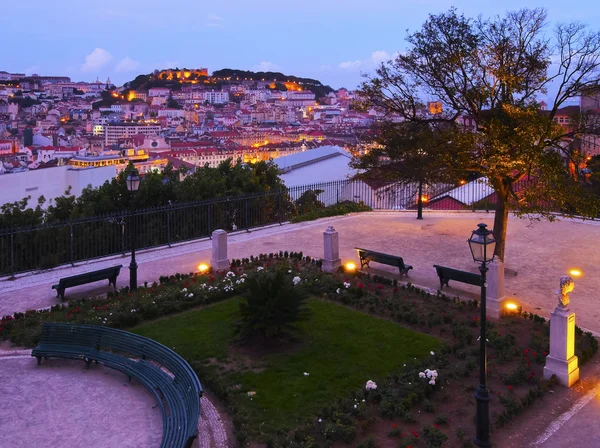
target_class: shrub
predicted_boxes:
[235,269,310,339]
[423,425,448,447]
[501,360,529,385]
[356,435,377,448]
[290,201,372,223]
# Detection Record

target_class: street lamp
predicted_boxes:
[467,222,496,447]
[126,169,141,291]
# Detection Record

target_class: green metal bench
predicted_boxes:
[433,264,481,289]
[51,265,122,301]
[32,323,202,448]
[354,247,413,276]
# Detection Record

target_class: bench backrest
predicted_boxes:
[355,248,406,268]
[39,322,201,433]
[57,265,122,288]
[433,265,481,286]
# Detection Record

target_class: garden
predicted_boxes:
[0,251,597,447]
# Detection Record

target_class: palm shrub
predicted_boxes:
[236,269,310,340]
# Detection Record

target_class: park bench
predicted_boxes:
[52,265,122,301]
[32,323,202,448]
[354,247,413,276]
[433,264,482,289]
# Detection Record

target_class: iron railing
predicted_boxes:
[0,177,547,277]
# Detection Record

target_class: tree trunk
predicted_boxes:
[417,181,423,220]
[492,180,510,263]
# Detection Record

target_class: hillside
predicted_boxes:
[122,68,334,99]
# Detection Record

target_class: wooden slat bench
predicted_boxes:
[354,247,413,276]
[433,264,481,289]
[32,323,202,448]
[52,265,122,301]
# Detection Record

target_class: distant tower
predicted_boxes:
[106,77,112,88]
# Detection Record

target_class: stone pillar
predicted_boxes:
[211,229,230,271]
[322,226,341,272]
[544,277,579,387]
[486,260,505,319]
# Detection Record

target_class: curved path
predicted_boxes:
[0,350,228,448]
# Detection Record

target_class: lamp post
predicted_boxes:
[467,223,496,447]
[126,169,141,291]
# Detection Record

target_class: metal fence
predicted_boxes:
[0,177,539,277]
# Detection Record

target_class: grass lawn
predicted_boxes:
[133,297,441,434]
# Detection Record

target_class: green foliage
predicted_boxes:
[294,189,325,215]
[353,120,465,187]
[0,159,287,227]
[135,294,439,441]
[422,425,448,447]
[496,376,558,426]
[356,436,377,448]
[166,92,180,109]
[211,68,334,98]
[236,269,311,339]
[290,201,372,223]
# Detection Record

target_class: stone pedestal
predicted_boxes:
[486,260,505,319]
[210,229,230,271]
[322,226,341,272]
[544,306,579,387]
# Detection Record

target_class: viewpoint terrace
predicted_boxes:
[2,211,599,334]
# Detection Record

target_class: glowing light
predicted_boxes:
[345,262,357,272]
[198,263,209,274]
[460,180,466,185]
[505,302,518,311]
[421,195,429,203]
[569,269,582,277]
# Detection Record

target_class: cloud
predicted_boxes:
[115,57,141,72]
[371,50,392,63]
[254,61,280,72]
[339,60,362,70]
[206,13,224,28]
[338,50,393,71]
[81,48,113,72]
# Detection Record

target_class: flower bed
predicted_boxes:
[0,252,597,447]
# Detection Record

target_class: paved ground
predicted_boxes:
[2,210,600,447]
[0,351,163,448]
[0,350,228,448]
[537,385,600,447]
[2,211,599,332]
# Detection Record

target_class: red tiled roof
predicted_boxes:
[170,141,214,148]
[209,131,241,138]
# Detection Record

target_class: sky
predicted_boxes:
[2,0,599,90]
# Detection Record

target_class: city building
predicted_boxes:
[103,122,161,145]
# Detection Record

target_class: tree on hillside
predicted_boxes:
[166,92,180,109]
[353,121,469,219]
[358,8,600,261]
